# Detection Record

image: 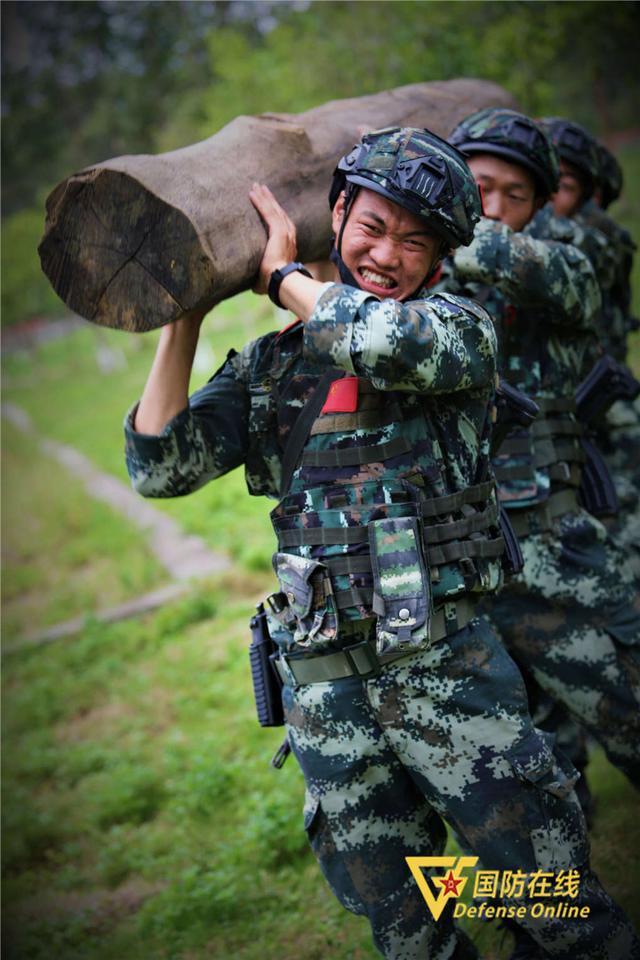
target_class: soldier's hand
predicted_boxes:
[249,183,298,294]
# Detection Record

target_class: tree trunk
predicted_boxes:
[39,78,517,332]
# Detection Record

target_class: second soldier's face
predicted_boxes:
[332,188,441,300]
[551,160,586,218]
[467,154,540,232]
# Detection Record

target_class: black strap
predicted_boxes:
[425,537,505,566]
[534,396,576,414]
[279,370,344,497]
[422,504,499,545]
[300,436,411,467]
[419,480,495,518]
[531,417,583,439]
[278,525,369,547]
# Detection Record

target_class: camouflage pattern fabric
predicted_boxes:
[437,215,640,789]
[448,107,559,196]
[284,616,639,959]
[529,200,640,577]
[368,516,431,654]
[479,508,640,785]
[575,198,637,364]
[333,126,482,247]
[125,278,640,957]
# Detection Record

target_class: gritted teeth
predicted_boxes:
[359,267,396,288]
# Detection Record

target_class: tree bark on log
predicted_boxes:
[39,78,517,332]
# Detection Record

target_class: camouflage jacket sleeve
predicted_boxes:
[303,283,497,394]
[452,216,601,330]
[526,205,616,293]
[124,349,250,498]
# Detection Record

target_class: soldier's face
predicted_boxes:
[467,154,540,232]
[332,188,441,300]
[552,160,586,218]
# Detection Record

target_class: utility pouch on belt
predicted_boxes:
[271,553,339,648]
[578,437,619,517]
[249,603,284,728]
[368,516,431,657]
[576,354,640,424]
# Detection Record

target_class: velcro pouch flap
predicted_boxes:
[272,552,339,649]
[272,552,325,619]
[368,517,432,656]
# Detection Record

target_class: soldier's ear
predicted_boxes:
[534,196,546,213]
[331,191,347,235]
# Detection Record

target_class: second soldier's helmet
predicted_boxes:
[449,107,559,198]
[329,127,482,248]
[539,117,600,199]
[596,142,623,209]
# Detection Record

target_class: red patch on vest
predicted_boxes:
[321,376,359,413]
[504,305,517,326]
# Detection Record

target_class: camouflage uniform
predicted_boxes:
[437,212,640,791]
[574,198,640,576]
[523,204,637,790]
[126,276,639,958]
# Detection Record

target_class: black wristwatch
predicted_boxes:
[268,261,312,309]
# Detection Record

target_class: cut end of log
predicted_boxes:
[39,168,215,332]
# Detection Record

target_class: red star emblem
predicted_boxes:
[438,870,463,897]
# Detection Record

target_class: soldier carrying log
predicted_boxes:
[124,125,639,960]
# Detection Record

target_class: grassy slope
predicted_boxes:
[2,146,639,959]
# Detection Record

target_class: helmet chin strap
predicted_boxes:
[332,184,445,302]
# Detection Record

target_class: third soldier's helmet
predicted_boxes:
[596,142,623,209]
[329,127,482,248]
[449,107,559,198]
[539,117,600,199]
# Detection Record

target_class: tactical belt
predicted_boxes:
[274,596,475,687]
[506,489,580,538]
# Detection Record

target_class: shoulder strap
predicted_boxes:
[279,370,344,497]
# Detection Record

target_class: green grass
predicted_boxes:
[2,292,277,571]
[1,422,167,644]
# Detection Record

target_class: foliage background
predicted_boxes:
[2,0,639,328]
[2,2,639,959]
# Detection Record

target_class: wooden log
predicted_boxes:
[39,78,517,332]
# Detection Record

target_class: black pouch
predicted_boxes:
[368,516,432,657]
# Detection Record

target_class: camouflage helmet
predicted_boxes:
[539,117,599,198]
[329,127,482,248]
[449,107,559,197]
[596,142,623,209]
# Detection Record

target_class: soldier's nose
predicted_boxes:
[371,238,400,268]
[482,193,504,222]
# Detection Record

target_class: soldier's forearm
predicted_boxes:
[277,271,330,322]
[134,311,206,435]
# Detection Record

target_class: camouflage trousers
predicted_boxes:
[283,617,639,960]
[483,507,640,788]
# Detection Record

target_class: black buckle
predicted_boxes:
[343,640,380,679]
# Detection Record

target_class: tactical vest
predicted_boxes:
[259,329,505,660]
[493,395,585,507]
